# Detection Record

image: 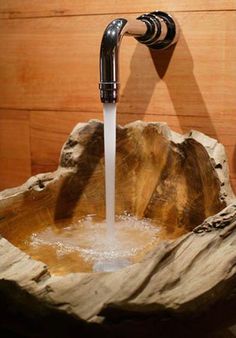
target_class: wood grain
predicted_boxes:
[0,110,31,190]
[0,0,235,19]
[30,111,236,194]
[0,121,232,275]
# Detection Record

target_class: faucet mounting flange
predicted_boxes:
[136,11,178,50]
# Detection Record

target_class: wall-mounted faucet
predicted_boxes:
[99,11,179,103]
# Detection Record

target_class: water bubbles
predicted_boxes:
[25,214,160,274]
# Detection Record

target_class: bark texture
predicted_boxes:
[0,120,235,337]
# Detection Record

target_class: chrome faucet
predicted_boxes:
[99,11,179,103]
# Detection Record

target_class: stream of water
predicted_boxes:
[103,103,117,237]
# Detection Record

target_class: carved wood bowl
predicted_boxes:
[0,120,236,338]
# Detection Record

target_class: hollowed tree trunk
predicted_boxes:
[0,120,236,338]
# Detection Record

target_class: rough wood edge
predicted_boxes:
[0,120,236,336]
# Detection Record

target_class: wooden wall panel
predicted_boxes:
[0,6,235,193]
[0,110,31,190]
[0,12,235,114]
[0,0,235,19]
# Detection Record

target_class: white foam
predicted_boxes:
[28,215,160,272]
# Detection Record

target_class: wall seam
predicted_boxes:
[0,8,235,20]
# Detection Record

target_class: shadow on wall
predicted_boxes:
[118,33,236,193]
[118,31,217,139]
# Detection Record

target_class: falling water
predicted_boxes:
[94,102,127,271]
[103,103,116,237]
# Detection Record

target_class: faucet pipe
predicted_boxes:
[99,11,178,103]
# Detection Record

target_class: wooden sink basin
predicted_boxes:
[0,120,235,338]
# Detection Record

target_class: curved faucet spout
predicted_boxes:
[99,18,147,103]
[99,11,179,103]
